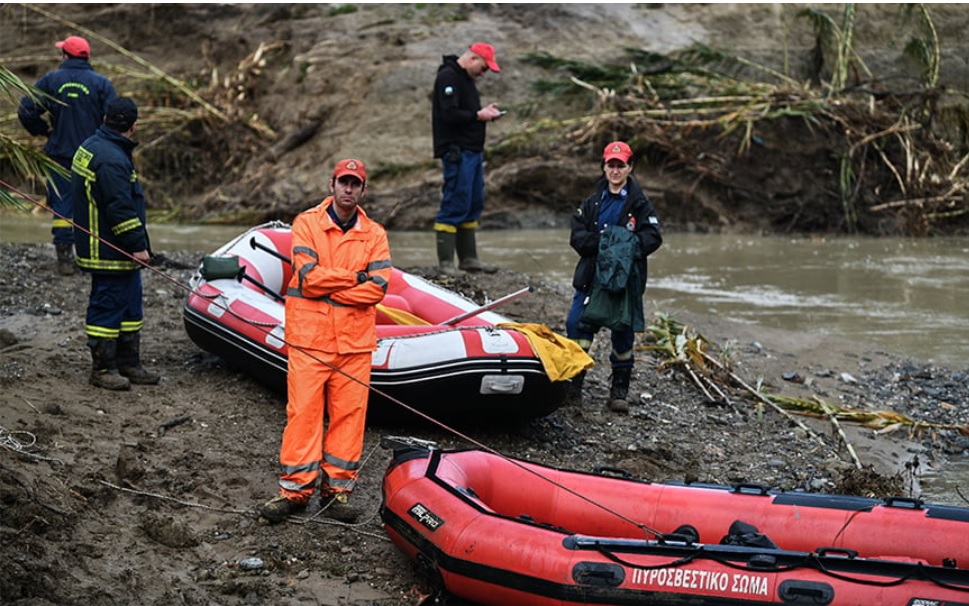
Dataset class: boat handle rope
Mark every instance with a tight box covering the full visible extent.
[2,178,667,536]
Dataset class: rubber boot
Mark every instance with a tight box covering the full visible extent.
[89,338,131,391]
[117,331,161,385]
[608,367,632,413]
[456,228,497,273]
[564,370,586,405]
[436,231,458,276]
[55,243,76,276]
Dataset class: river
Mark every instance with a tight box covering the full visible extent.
[2,213,966,504]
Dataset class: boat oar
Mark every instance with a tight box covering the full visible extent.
[441,286,533,326]
[249,237,291,264]
[246,237,527,326]
[201,255,285,303]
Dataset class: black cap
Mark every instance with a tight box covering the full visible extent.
[104,97,138,131]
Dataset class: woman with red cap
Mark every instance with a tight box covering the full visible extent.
[565,141,663,413]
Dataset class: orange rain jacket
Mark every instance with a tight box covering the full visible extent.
[277,198,392,501]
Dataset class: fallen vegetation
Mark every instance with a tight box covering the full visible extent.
[3,4,969,234]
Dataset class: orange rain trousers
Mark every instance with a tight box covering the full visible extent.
[277,346,370,502]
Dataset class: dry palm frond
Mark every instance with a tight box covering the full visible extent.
[764,393,969,439]
[0,66,69,209]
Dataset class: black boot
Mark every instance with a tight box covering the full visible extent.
[55,243,76,276]
[89,338,131,391]
[564,370,586,405]
[436,231,458,276]
[608,367,632,413]
[117,332,161,385]
[456,228,497,273]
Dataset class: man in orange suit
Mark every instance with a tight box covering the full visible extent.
[260,158,392,524]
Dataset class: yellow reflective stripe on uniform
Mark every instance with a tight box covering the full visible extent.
[86,324,120,338]
[112,217,142,235]
[77,258,140,271]
[52,218,71,228]
[120,320,144,332]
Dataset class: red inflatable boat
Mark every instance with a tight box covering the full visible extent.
[380,437,969,605]
[182,223,580,422]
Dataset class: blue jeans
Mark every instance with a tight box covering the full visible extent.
[565,290,635,370]
[436,149,484,227]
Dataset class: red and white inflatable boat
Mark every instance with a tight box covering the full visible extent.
[380,437,969,606]
[182,222,576,422]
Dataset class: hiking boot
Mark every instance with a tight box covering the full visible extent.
[90,369,131,391]
[259,494,305,524]
[607,396,630,413]
[564,370,586,406]
[608,367,632,413]
[321,491,360,523]
[89,338,130,390]
[55,243,76,276]
[117,332,161,385]
[119,365,161,385]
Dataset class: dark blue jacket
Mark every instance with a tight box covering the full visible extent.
[431,55,485,158]
[569,175,662,292]
[71,125,150,273]
[18,58,117,160]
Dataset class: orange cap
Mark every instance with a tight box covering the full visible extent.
[55,35,90,59]
[469,42,500,72]
[603,141,633,164]
[332,158,366,182]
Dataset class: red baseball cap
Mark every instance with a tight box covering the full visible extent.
[332,158,367,182]
[469,42,500,72]
[55,36,90,59]
[603,141,633,164]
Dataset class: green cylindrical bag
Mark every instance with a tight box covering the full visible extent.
[201,255,243,280]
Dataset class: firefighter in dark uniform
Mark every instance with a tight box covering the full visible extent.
[18,35,117,276]
[71,97,159,391]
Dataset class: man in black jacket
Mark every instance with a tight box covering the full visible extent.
[72,97,160,391]
[431,42,504,274]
